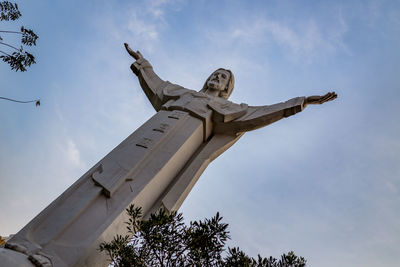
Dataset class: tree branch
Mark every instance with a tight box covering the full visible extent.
[0,49,11,56]
[0,96,40,106]
[0,30,22,34]
[0,41,20,51]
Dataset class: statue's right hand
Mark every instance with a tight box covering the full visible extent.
[305,92,337,105]
[124,43,143,60]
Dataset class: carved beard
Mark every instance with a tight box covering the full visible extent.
[207,80,223,91]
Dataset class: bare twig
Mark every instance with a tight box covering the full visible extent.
[0,96,40,106]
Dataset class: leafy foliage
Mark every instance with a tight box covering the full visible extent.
[99,204,307,267]
[1,50,35,71]
[225,248,306,267]
[20,26,38,46]
[0,1,21,21]
[0,1,38,71]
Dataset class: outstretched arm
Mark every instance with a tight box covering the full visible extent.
[125,43,167,111]
[213,92,337,134]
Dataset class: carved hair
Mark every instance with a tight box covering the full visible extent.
[200,68,235,99]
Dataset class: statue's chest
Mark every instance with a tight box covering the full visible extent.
[162,92,212,120]
[162,92,213,139]
[161,91,248,140]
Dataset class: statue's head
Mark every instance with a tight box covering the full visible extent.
[201,68,235,99]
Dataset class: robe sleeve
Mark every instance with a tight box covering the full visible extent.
[130,58,169,111]
[213,97,306,134]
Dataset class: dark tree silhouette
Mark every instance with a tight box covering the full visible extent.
[0,1,38,72]
[99,204,307,267]
[1,2,40,107]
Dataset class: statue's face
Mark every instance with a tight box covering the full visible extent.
[206,69,230,92]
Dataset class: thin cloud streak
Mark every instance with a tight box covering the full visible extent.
[206,16,349,60]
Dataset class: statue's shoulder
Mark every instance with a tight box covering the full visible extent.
[162,82,194,99]
[208,98,248,123]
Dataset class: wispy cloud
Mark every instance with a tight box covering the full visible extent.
[127,13,159,42]
[147,0,185,19]
[98,0,185,54]
[65,139,84,168]
[207,15,349,61]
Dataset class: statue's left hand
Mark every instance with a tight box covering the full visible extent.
[304,92,337,107]
[124,43,143,60]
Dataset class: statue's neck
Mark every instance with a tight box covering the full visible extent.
[204,88,221,98]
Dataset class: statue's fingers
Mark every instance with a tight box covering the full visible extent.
[327,92,336,97]
[320,92,337,103]
[322,94,333,102]
[316,95,328,104]
[124,43,139,60]
[323,92,334,99]
[326,92,337,102]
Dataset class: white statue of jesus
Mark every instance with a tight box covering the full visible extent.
[1,44,336,267]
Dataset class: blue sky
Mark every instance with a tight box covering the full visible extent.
[1,0,400,266]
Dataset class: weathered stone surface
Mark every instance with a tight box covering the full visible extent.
[0,248,34,267]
